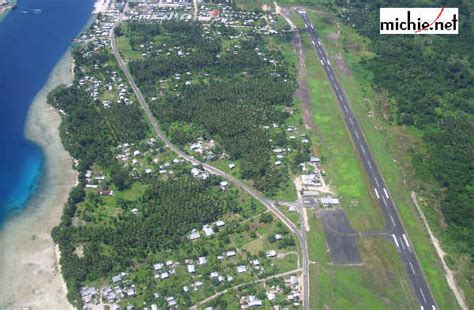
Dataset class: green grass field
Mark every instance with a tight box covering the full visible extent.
[235,0,273,11]
[306,213,419,309]
[292,8,459,309]
[116,35,142,61]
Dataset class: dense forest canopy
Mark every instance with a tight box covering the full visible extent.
[126,20,308,194]
[330,0,473,256]
[48,85,149,171]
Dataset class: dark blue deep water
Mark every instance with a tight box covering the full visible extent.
[0,0,94,226]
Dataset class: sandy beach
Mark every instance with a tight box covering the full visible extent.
[0,51,77,309]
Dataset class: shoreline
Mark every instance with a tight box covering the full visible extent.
[0,50,77,309]
[0,0,17,23]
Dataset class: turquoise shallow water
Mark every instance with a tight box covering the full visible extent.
[0,0,95,226]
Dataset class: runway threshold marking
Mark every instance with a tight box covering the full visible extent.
[400,236,406,249]
[391,234,400,251]
[383,187,389,199]
[402,234,411,250]
[374,188,380,199]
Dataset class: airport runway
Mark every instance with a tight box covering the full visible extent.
[298,10,436,310]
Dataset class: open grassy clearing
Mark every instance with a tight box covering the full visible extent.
[307,212,419,309]
[301,9,460,309]
[235,0,273,11]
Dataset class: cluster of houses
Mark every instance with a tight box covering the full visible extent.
[188,137,218,161]
[300,156,340,208]
[153,259,178,281]
[124,0,287,36]
[144,222,285,301]
[264,124,311,167]
[190,165,209,180]
[127,3,193,22]
[240,295,263,308]
[79,209,295,309]
[80,8,120,42]
[81,272,136,309]
[77,71,134,108]
[135,41,193,61]
[125,1,273,30]
[74,8,136,110]
[80,286,99,307]
[283,275,302,306]
[153,248,280,287]
[196,4,277,32]
[114,140,188,179]
[189,137,214,154]
[237,275,301,309]
[188,220,225,240]
[84,170,114,196]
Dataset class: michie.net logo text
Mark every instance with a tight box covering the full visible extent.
[380,8,458,34]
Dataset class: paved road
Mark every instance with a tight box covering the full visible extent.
[110,15,310,310]
[297,9,436,309]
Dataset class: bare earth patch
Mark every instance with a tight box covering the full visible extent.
[333,52,351,76]
[293,29,314,129]
[280,6,314,129]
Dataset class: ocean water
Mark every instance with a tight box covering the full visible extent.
[0,0,94,225]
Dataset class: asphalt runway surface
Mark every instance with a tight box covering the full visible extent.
[298,9,437,309]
